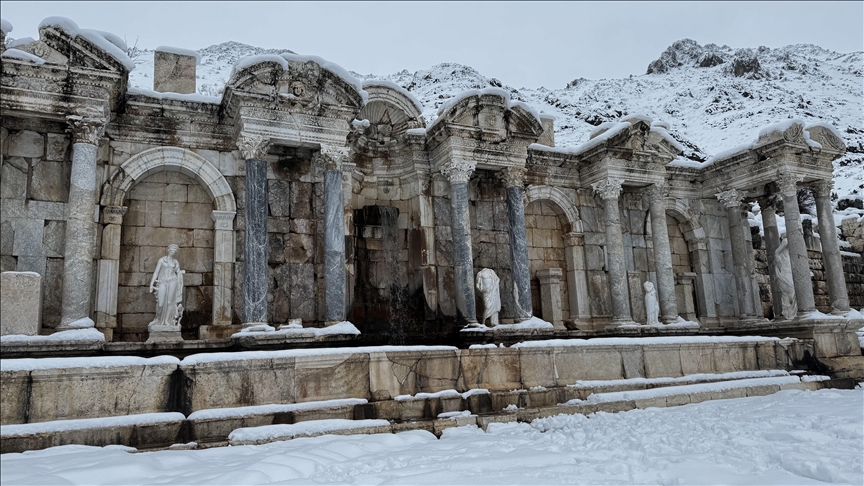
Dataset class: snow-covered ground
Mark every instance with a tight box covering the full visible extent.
[2,388,861,485]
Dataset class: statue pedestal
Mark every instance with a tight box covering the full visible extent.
[146,324,183,343]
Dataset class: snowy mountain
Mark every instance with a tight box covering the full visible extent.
[126,39,863,207]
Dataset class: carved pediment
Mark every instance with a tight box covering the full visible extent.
[430,89,543,145]
[37,20,132,74]
[7,39,69,65]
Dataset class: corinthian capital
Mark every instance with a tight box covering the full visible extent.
[811,179,833,198]
[66,107,106,145]
[642,182,668,204]
[313,147,350,172]
[236,133,270,160]
[776,172,803,197]
[715,189,743,208]
[497,167,526,188]
[440,159,476,184]
[592,178,624,200]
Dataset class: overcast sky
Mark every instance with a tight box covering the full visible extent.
[2,1,862,88]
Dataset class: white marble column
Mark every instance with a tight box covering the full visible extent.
[211,210,236,326]
[237,133,270,327]
[442,160,478,325]
[777,173,816,314]
[812,180,850,313]
[593,178,632,323]
[645,183,679,323]
[499,167,532,320]
[563,232,590,320]
[715,189,757,317]
[320,151,348,324]
[94,205,126,338]
[758,197,789,319]
[59,110,105,329]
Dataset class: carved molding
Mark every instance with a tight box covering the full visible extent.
[811,179,833,198]
[211,210,237,230]
[66,107,106,145]
[777,172,803,196]
[102,206,127,225]
[642,182,669,204]
[236,133,270,160]
[440,159,476,184]
[591,178,624,200]
[498,167,526,188]
[715,189,743,208]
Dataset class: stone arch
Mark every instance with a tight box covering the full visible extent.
[96,147,237,340]
[662,199,712,319]
[525,185,581,234]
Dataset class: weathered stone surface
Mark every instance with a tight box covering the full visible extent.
[7,130,43,158]
[30,160,69,202]
[0,271,42,336]
[154,49,197,94]
[45,133,69,162]
[1,160,28,199]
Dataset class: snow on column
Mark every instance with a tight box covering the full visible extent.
[237,133,271,327]
[812,179,850,313]
[777,173,816,314]
[499,167,532,321]
[320,150,348,324]
[593,178,632,324]
[442,160,478,325]
[59,109,105,329]
[644,183,678,324]
[715,189,758,318]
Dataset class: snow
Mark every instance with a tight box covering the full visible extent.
[187,398,368,421]
[567,369,792,388]
[430,86,542,130]
[1,18,12,33]
[228,419,390,443]
[437,410,473,419]
[1,271,40,277]
[38,17,135,71]
[394,389,489,401]
[180,345,457,366]
[232,53,289,72]
[234,322,361,338]
[64,317,95,329]
[0,355,179,372]
[512,335,782,348]
[1,48,45,65]
[0,328,104,343]
[0,413,184,437]
[6,37,35,49]
[155,46,201,63]
[361,79,423,113]
[571,122,631,155]
[2,388,860,485]
[757,118,806,139]
[462,316,554,332]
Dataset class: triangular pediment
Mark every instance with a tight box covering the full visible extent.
[37,20,132,74]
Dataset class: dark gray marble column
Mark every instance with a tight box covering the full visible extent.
[778,173,816,314]
[237,134,271,326]
[59,111,105,329]
[645,183,678,324]
[593,178,632,323]
[323,154,347,323]
[442,160,477,324]
[499,167,532,320]
[813,179,849,313]
[716,189,757,317]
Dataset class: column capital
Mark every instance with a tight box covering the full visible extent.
[715,189,744,208]
[756,194,781,211]
[211,210,237,230]
[642,182,668,204]
[66,107,106,145]
[776,171,803,196]
[313,148,350,172]
[441,159,476,184]
[811,179,833,198]
[236,133,270,160]
[592,178,624,200]
[102,205,127,225]
[497,167,526,188]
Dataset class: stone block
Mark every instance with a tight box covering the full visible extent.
[555,347,623,384]
[183,357,296,411]
[755,342,779,370]
[42,258,64,328]
[621,348,645,378]
[0,370,31,424]
[415,350,460,393]
[665,393,691,407]
[519,347,556,388]
[679,345,715,375]
[45,133,69,162]
[1,162,28,200]
[29,160,70,202]
[458,348,521,391]
[118,285,156,314]
[0,271,42,336]
[643,346,683,378]
[41,220,65,258]
[8,130,43,158]
[713,345,745,373]
[154,49,196,94]
[11,218,44,257]
[129,182,187,202]
[634,396,666,409]
[294,353,370,403]
[161,202,214,229]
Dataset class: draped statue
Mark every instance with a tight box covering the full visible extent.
[475,268,501,326]
[148,244,185,329]
[774,235,797,320]
[644,281,660,326]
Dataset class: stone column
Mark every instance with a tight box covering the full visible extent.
[563,232,590,320]
[812,180,850,313]
[441,160,478,324]
[499,167,532,320]
[777,173,816,314]
[237,133,270,327]
[211,210,236,326]
[537,268,563,327]
[59,110,105,329]
[321,151,348,324]
[645,183,679,323]
[715,189,757,317]
[759,197,787,319]
[592,178,632,323]
[94,205,126,338]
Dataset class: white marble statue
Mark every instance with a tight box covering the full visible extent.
[643,281,660,326]
[148,244,185,328]
[476,268,501,326]
[774,235,797,320]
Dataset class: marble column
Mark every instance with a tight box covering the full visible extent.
[812,179,850,313]
[499,167,532,320]
[537,268,563,326]
[563,232,590,320]
[59,111,105,329]
[645,183,679,323]
[442,160,478,324]
[321,151,348,323]
[211,210,236,326]
[758,197,787,319]
[715,189,757,317]
[777,172,816,314]
[94,205,127,338]
[237,133,270,327]
[592,178,632,323]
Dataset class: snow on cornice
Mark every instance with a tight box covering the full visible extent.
[361,79,423,114]
[1,48,46,65]
[0,18,12,34]
[428,86,542,132]
[37,16,135,71]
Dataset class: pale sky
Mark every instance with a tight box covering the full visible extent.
[1,1,862,88]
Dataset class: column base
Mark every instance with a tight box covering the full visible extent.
[146,325,183,343]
